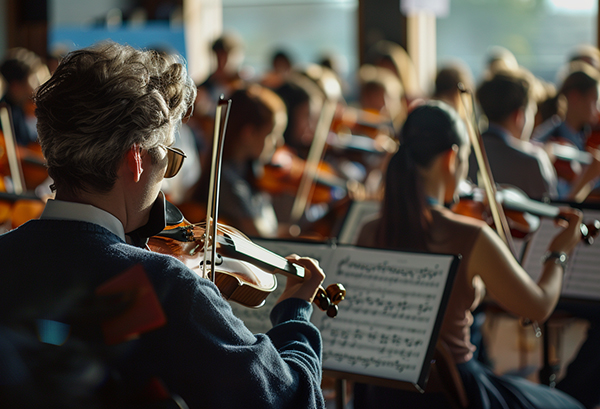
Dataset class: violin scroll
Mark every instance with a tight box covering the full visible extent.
[314,283,346,318]
[581,219,600,245]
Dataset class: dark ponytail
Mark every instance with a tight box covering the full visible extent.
[376,101,467,251]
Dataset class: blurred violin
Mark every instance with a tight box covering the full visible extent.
[0,103,46,231]
[330,106,396,141]
[452,182,600,244]
[256,145,347,205]
[544,138,593,183]
[0,102,48,193]
[0,191,45,231]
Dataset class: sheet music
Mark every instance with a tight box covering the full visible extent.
[227,239,458,388]
[313,246,457,387]
[521,209,600,301]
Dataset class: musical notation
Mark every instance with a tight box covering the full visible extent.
[522,209,600,301]
[312,247,457,384]
[230,239,458,388]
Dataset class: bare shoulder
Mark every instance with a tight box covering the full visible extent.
[356,215,381,248]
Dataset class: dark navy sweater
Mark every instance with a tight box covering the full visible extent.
[0,219,324,408]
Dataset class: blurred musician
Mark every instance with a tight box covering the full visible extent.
[532,62,600,198]
[354,101,584,409]
[431,61,474,117]
[0,48,48,146]
[261,49,294,90]
[469,70,558,200]
[190,84,285,237]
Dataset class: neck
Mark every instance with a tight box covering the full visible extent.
[55,182,136,233]
[422,179,446,207]
[494,120,521,140]
[565,110,583,132]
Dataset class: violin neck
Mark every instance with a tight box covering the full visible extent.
[220,235,306,280]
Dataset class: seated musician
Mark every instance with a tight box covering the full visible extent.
[354,101,585,409]
[532,62,600,198]
[357,64,404,132]
[431,61,474,115]
[0,42,327,408]
[190,85,285,237]
[0,48,48,146]
[469,70,558,200]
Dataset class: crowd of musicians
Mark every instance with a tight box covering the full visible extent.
[1,33,600,408]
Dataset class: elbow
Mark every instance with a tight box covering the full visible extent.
[526,298,557,323]
[527,309,553,323]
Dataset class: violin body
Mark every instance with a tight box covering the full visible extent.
[147,203,345,316]
[256,145,347,205]
[451,184,539,239]
[545,138,590,183]
[148,219,278,308]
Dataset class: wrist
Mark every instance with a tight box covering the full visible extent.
[541,251,569,272]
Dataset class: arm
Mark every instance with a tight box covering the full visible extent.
[151,257,325,409]
[467,208,583,322]
[568,148,600,202]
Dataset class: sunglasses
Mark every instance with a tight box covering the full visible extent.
[159,144,186,178]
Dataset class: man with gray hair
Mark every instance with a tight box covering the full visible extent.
[0,41,326,408]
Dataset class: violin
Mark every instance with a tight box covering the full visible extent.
[150,95,346,317]
[545,138,592,183]
[0,103,48,193]
[256,145,347,205]
[330,106,397,143]
[148,201,346,317]
[0,104,46,231]
[452,182,600,244]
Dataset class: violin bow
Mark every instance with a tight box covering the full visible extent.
[458,84,518,258]
[289,69,343,225]
[0,103,26,194]
[203,95,232,282]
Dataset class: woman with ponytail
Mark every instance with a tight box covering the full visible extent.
[354,101,585,409]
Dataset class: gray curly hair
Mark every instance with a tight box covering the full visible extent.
[34,41,197,195]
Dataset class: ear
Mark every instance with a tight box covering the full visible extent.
[126,144,144,183]
[442,145,459,175]
[512,107,525,124]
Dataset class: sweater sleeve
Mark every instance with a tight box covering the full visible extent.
[144,258,325,409]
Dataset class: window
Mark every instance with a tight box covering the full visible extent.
[437,0,598,83]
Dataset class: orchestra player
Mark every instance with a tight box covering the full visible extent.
[0,41,327,408]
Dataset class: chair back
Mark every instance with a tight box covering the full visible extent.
[425,340,469,409]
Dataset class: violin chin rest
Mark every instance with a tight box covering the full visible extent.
[165,199,185,226]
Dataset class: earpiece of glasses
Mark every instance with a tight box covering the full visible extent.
[160,144,186,178]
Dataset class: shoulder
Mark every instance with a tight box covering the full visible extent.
[509,140,547,165]
[532,116,563,142]
[431,206,488,232]
[356,215,381,247]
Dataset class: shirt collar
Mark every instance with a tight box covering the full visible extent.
[484,124,512,143]
[40,199,126,241]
